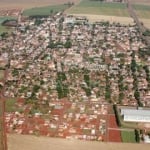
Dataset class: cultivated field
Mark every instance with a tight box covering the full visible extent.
[8,134,150,150]
[0,0,80,9]
[23,5,69,16]
[133,4,150,19]
[130,0,150,5]
[0,17,14,34]
[67,0,129,17]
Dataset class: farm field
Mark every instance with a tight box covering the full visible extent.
[67,0,129,17]
[133,4,150,19]
[121,131,136,143]
[23,4,69,16]
[8,134,150,150]
[130,0,150,5]
[0,0,80,9]
[0,17,14,34]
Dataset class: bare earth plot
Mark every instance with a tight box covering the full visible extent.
[0,0,80,9]
[70,14,134,25]
[8,134,150,150]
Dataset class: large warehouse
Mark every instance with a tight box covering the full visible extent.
[121,108,150,123]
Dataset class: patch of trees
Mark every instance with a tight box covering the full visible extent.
[81,74,91,96]
[34,18,44,26]
[138,47,150,59]
[1,19,17,26]
[29,15,49,19]
[130,51,142,106]
[135,129,140,143]
[143,65,150,89]
[56,72,69,99]
[47,39,72,49]
[143,29,150,36]
[105,75,111,102]
[113,104,121,127]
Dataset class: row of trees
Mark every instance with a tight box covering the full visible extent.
[131,51,142,106]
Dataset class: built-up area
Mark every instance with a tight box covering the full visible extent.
[0,13,150,142]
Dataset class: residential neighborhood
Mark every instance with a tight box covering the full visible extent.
[0,13,150,143]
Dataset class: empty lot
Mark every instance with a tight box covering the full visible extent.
[8,134,150,150]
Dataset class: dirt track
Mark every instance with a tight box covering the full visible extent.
[8,134,150,150]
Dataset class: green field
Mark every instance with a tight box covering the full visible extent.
[121,131,136,143]
[67,0,129,17]
[0,17,14,34]
[23,4,69,16]
[133,4,150,19]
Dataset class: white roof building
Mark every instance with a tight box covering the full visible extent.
[121,108,150,123]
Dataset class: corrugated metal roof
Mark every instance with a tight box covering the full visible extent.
[121,108,150,116]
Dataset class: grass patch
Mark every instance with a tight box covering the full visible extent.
[121,130,136,143]
[0,17,14,34]
[0,16,14,24]
[5,99,22,112]
[67,0,129,17]
[23,4,69,16]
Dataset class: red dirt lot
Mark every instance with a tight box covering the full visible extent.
[108,114,122,142]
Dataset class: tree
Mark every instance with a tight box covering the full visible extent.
[64,39,72,48]
[135,129,140,143]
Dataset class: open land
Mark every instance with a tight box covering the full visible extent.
[66,0,150,28]
[8,134,150,150]
[67,0,129,17]
[0,0,80,9]
[0,17,15,34]
[23,4,69,16]
[68,14,134,25]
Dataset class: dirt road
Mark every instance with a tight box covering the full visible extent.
[8,134,150,150]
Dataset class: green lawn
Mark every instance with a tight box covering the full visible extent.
[23,4,69,16]
[67,0,129,17]
[0,16,14,24]
[121,131,136,143]
[0,17,14,34]
[133,4,150,19]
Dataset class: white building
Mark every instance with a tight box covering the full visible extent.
[121,108,150,123]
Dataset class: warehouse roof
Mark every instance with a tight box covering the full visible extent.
[121,108,150,116]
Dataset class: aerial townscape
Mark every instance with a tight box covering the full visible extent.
[0,0,150,150]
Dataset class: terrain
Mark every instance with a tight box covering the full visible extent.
[66,0,150,28]
[8,134,150,150]
[0,0,80,9]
